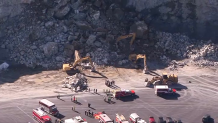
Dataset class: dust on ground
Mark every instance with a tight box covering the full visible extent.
[0,63,217,102]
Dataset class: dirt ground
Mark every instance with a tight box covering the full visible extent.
[0,62,217,102]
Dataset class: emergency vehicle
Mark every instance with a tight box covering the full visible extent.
[99,114,114,123]
[129,113,146,123]
[116,113,129,123]
[32,107,52,123]
[148,116,156,123]
[113,89,135,98]
[39,99,59,116]
[154,85,176,96]
[55,116,88,123]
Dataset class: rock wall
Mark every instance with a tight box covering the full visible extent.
[119,0,218,41]
[0,0,218,69]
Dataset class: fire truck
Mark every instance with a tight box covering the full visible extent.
[154,85,176,96]
[116,113,129,123]
[55,116,88,123]
[113,89,135,98]
[39,99,59,116]
[32,107,52,123]
[98,114,114,123]
[129,113,146,123]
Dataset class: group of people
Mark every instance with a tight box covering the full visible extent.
[105,79,115,87]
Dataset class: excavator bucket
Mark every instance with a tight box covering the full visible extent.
[62,64,71,71]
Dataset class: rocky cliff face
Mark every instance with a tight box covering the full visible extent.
[119,0,218,41]
[0,0,218,69]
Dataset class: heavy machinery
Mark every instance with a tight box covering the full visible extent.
[129,54,148,74]
[116,113,129,123]
[145,73,178,87]
[116,33,136,50]
[62,50,96,72]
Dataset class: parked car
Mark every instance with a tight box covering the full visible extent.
[158,117,166,123]
[174,119,182,123]
[166,117,174,123]
[202,115,214,123]
[149,116,156,123]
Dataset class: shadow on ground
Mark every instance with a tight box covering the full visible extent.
[159,93,180,100]
[169,83,188,91]
[56,113,65,119]
[0,64,51,85]
[117,95,139,102]
[112,60,168,73]
[82,71,108,79]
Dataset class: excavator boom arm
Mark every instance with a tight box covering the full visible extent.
[116,33,136,46]
[71,56,95,69]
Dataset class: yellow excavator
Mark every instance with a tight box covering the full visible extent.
[116,33,136,49]
[129,54,148,74]
[145,73,178,87]
[62,50,96,72]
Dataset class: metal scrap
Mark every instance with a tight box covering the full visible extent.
[62,73,88,91]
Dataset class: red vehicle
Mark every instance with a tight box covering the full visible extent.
[149,116,156,123]
[113,89,135,98]
[39,99,59,116]
[32,107,52,123]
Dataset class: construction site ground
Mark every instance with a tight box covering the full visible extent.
[1,63,218,122]
[0,63,218,102]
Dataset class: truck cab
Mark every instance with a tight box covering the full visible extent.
[39,99,59,116]
[154,85,176,96]
[113,89,135,98]
[33,108,52,123]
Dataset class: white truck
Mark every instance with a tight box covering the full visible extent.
[129,113,146,123]
[154,85,176,96]
[55,116,88,123]
[39,99,59,116]
[116,113,129,123]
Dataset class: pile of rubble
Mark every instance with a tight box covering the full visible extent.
[156,31,218,67]
[62,73,88,91]
[0,0,218,70]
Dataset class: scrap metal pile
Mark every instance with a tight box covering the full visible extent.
[61,73,88,91]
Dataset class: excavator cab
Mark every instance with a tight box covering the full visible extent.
[62,50,96,72]
[129,54,148,74]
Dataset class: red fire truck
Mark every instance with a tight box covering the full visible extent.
[39,99,59,116]
[113,89,135,98]
[32,107,52,123]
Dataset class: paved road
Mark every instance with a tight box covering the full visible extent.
[0,75,218,123]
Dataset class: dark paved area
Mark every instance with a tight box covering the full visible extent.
[0,88,218,123]
[1,75,218,123]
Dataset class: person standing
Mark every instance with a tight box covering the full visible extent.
[88,103,91,108]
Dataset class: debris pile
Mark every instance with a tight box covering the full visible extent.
[62,73,88,91]
[0,0,218,69]
[156,31,218,67]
